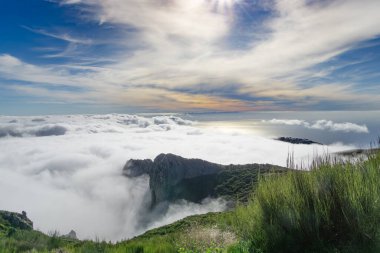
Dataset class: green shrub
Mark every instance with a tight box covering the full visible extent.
[125,243,144,253]
[233,152,380,253]
[226,241,250,253]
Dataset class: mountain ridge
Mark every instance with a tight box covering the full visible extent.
[123,153,288,206]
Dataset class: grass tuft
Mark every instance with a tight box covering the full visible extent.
[233,151,380,253]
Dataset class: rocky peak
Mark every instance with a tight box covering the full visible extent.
[0,210,33,230]
[153,153,222,183]
[64,230,78,240]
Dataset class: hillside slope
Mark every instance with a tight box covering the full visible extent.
[124,153,287,206]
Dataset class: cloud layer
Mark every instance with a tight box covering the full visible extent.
[264,118,369,133]
[0,114,357,240]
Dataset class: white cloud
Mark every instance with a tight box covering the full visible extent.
[147,198,228,230]
[264,118,369,133]
[0,54,89,88]
[264,119,305,126]
[0,114,356,241]
[309,120,369,133]
[2,0,380,110]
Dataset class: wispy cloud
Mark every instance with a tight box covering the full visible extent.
[2,0,380,111]
[264,119,369,133]
[22,25,93,45]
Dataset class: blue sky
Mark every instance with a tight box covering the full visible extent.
[0,0,380,114]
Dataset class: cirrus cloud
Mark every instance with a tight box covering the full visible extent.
[1,0,380,111]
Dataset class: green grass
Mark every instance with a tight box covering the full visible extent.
[233,151,380,253]
[0,211,239,252]
[138,212,232,239]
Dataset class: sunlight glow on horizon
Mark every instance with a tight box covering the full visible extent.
[209,0,241,13]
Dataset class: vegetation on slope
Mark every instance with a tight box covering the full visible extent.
[0,211,242,253]
[2,151,380,252]
[215,164,287,203]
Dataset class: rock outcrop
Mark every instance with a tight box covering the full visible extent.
[0,210,33,230]
[149,154,222,206]
[123,154,287,207]
[64,230,78,240]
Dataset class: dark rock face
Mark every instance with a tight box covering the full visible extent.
[124,153,287,207]
[276,137,322,145]
[0,210,33,230]
[150,154,222,206]
[123,159,154,177]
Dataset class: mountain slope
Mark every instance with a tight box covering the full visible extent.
[123,153,287,206]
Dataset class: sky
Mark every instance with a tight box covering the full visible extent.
[1,0,380,114]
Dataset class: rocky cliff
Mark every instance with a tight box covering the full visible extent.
[123,154,287,207]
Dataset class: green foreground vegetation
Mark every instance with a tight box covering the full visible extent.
[1,151,380,253]
[234,151,380,253]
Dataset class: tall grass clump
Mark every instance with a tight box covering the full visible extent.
[233,151,380,253]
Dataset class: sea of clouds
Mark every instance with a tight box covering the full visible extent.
[263,119,369,133]
[0,114,358,241]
